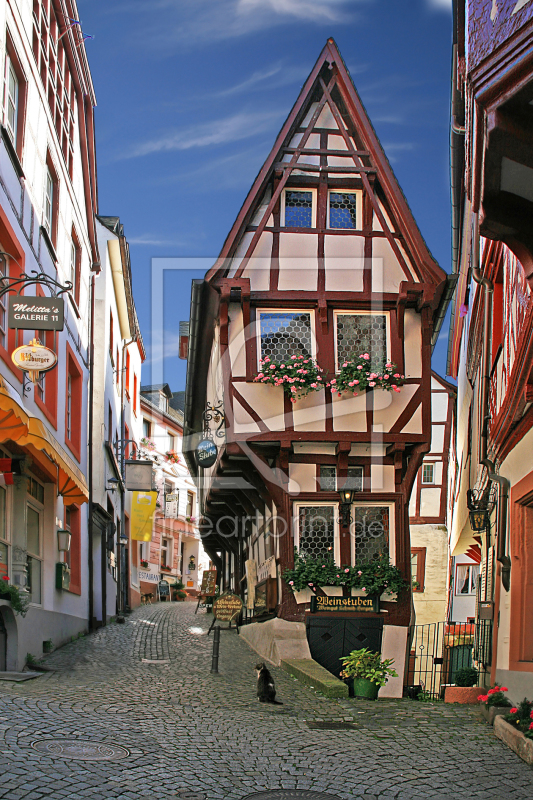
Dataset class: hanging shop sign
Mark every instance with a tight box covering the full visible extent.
[196,438,217,469]
[125,459,154,491]
[200,569,217,596]
[11,339,57,383]
[213,592,243,622]
[310,595,379,613]
[8,296,64,331]
[130,491,157,541]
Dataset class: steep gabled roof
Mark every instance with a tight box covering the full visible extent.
[206,38,445,289]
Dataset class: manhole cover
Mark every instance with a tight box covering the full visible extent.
[31,739,130,760]
[241,793,340,800]
[306,721,356,731]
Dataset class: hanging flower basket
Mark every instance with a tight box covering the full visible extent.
[254,355,325,403]
[165,450,181,465]
[140,437,156,451]
[327,354,405,396]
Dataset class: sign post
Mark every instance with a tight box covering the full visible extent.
[209,592,243,634]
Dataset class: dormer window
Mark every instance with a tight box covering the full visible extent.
[328,190,362,229]
[258,310,313,364]
[281,189,316,228]
[159,393,168,413]
[334,311,389,371]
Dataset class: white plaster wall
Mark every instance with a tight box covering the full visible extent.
[371,239,407,293]
[289,463,317,494]
[234,383,285,431]
[371,464,395,492]
[420,488,441,517]
[403,310,422,379]
[332,390,367,431]
[228,306,246,378]
[278,234,318,290]
[324,235,364,292]
[379,625,408,698]
[292,389,326,432]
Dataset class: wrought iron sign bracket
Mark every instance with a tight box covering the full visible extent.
[0,257,73,300]
[202,401,225,440]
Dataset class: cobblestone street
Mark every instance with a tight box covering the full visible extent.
[0,602,530,800]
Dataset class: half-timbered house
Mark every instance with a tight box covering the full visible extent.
[184,39,447,694]
[448,2,533,699]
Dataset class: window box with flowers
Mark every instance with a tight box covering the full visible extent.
[140,437,156,452]
[327,353,405,396]
[165,450,181,465]
[254,355,324,403]
[283,552,407,605]
[140,559,149,569]
[161,564,172,572]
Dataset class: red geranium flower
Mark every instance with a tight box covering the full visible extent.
[510,708,518,714]
[500,687,508,692]
[478,695,489,702]
[1,575,8,581]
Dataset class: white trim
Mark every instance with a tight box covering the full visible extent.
[293,501,340,565]
[327,189,363,231]
[256,308,316,368]
[333,310,391,372]
[281,187,317,228]
[350,501,396,565]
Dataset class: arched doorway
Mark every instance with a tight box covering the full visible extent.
[0,605,18,671]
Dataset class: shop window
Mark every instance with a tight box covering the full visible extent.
[422,463,435,485]
[281,188,315,228]
[295,504,337,561]
[26,502,42,605]
[411,547,426,592]
[335,312,389,371]
[258,310,312,363]
[328,190,361,230]
[352,505,390,563]
[455,563,480,595]
[4,37,27,159]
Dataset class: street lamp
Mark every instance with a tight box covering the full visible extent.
[339,486,356,527]
[57,529,71,552]
[469,508,489,532]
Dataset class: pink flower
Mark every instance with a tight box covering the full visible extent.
[478,695,489,702]
[308,582,314,587]
[289,580,294,586]
[361,587,366,592]
[336,575,340,578]
[263,357,270,362]
[357,365,363,370]
[357,571,362,576]
[310,383,317,388]
[385,362,393,369]
[510,708,518,714]
[383,374,389,379]
[369,381,376,387]
[344,568,350,573]
[349,381,355,387]
[343,362,348,368]
[369,373,377,379]
[353,380,359,385]
[529,722,533,731]
[304,359,309,363]
[393,386,401,393]
[363,353,370,360]
[291,355,297,360]
[330,379,337,384]
[530,710,533,720]
[290,398,296,403]
[393,373,400,378]
[270,364,276,370]
[317,376,322,380]
[291,387,297,392]
[281,364,285,368]
[1,576,9,581]
[501,687,508,692]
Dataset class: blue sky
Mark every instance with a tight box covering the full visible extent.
[78,0,453,389]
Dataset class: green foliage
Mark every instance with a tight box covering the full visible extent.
[339,648,398,688]
[0,582,30,616]
[282,551,407,596]
[171,580,185,590]
[26,653,39,666]
[174,590,187,600]
[505,697,533,738]
[254,355,324,401]
[417,690,437,703]
[478,684,512,707]
[454,667,478,687]
[327,355,404,395]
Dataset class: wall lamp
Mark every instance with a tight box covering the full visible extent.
[57,529,71,553]
[469,508,490,532]
[339,486,356,527]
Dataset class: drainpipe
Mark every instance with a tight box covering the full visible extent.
[119,336,137,616]
[471,219,511,592]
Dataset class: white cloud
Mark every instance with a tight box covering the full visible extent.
[127,235,184,246]
[113,0,360,47]
[121,110,282,159]
[426,0,452,9]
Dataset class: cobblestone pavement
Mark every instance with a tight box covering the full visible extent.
[0,602,531,800]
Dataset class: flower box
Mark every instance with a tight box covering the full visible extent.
[494,716,533,766]
[320,586,343,597]
[480,704,511,725]
[293,587,314,604]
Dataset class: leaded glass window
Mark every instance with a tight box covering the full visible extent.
[329,192,357,229]
[284,190,313,228]
[259,312,312,362]
[319,466,363,492]
[422,463,435,484]
[298,505,335,559]
[353,506,389,562]
[336,313,387,369]
[346,467,363,492]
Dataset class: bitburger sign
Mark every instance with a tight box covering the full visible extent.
[8,296,64,331]
[11,339,57,383]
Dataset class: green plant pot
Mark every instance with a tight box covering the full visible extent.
[352,678,379,700]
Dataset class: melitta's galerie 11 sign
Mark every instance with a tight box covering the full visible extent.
[310,595,379,613]
[11,339,57,383]
[8,296,64,331]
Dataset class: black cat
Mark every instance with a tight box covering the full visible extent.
[255,662,283,704]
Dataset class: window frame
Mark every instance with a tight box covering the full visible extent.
[69,228,81,309]
[42,156,59,247]
[350,501,396,566]
[0,477,11,584]
[411,547,426,592]
[334,310,391,373]
[327,189,363,231]
[26,490,44,607]
[454,562,480,596]
[64,342,83,461]
[281,187,317,229]
[186,491,194,519]
[293,501,340,565]
[3,36,27,160]
[422,463,435,485]
[256,308,316,369]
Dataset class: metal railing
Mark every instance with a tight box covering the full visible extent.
[406,620,492,699]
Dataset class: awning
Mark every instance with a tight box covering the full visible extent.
[0,377,88,504]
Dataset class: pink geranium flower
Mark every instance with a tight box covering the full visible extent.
[330,379,337,384]
[369,381,376,387]
[344,568,350,573]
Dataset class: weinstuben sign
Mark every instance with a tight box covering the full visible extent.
[310,595,379,613]
[8,296,64,331]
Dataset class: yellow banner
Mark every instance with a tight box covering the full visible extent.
[130,491,157,541]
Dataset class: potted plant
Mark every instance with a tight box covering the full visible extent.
[171,580,187,601]
[0,576,29,616]
[444,667,482,704]
[161,564,172,572]
[254,355,325,403]
[327,354,404,396]
[165,450,181,465]
[477,684,512,723]
[340,648,398,700]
